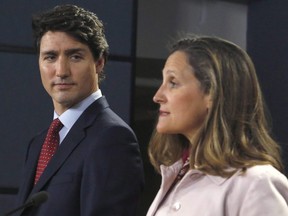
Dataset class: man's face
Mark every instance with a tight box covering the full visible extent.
[39,31,104,115]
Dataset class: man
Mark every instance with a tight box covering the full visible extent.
[15,4,144,216]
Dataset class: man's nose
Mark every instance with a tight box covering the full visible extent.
[56,58,70,78]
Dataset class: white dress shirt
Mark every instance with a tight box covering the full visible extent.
[53,90,102,144]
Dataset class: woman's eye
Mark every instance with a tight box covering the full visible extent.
[169,80,178,88]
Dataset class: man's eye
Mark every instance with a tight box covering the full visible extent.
[71,55,83,60]
[43,55,55,61]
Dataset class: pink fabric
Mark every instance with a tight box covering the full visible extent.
[147,162,288,216]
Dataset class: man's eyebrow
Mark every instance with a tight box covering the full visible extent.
[64,48,87,55]
[40,50,57,55]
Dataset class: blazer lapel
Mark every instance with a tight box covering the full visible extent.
[30,97,109,193]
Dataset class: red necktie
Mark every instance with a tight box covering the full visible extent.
[34,118,63,184]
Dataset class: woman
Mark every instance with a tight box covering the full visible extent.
[147,35,288,216]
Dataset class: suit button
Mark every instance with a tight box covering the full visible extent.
[172,202,181,211]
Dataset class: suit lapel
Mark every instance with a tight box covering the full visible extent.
[30,97,109,193]
[18,132,47,203]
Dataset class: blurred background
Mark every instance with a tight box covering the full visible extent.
[0,0,287,215]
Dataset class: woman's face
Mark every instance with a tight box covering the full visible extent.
[153,51,211,139]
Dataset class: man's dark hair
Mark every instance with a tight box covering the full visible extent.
[32,4,109,81]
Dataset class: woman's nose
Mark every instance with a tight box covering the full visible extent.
[153,85,165,104]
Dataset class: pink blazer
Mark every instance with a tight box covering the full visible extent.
[147,162,288,216]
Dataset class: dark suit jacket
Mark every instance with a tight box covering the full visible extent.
[15,97,144,216]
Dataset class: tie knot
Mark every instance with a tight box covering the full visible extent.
[50,118,63,133]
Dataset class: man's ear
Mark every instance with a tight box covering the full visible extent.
[95,57,105,73]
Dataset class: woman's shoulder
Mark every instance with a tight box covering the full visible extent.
[243,165,287,181]
[230,164,288,191]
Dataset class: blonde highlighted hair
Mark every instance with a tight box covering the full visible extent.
[148,35,283,177]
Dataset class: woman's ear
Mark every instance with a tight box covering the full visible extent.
[205,94,213,110]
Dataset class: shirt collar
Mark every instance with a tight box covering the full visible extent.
[161,159,234,186]
[53,90,102,130]
[205,174,228,185]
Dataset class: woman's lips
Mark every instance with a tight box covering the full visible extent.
[159,110,169,116]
